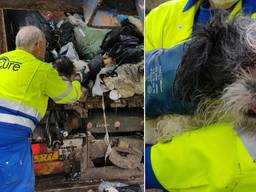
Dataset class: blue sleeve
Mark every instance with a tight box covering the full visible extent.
[243,0,256,15]
[145,146,167,191]
[145,43,196,118]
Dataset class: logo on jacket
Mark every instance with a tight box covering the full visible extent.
[0,56,22,71]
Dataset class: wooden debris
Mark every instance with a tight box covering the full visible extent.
[89,140,108,159]
[109,147,142,169]
[81,166,143,181]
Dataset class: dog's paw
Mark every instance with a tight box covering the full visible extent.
[156,118,187,143]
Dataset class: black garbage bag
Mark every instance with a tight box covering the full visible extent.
[115,184,143,192]
[87,54,104,82]
[101,19,144,65]
[54,21,75,51]
[5,10,55,62]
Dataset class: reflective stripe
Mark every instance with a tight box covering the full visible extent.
[0,98,42,121]
[0,113,35,131]
[61,76,69,81]
[67,86,79,104]
[239,133,256,160]
[52,82,73,102]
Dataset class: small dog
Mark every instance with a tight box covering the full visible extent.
[53,56,76,78]
[146,13,256,144]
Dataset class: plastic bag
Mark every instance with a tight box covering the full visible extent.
[104,61,144,98]
[59,42,79,60]
[98,181,142,192]
[92,66,114,96]
[74,26,110,60]
[101,19,144,64]
[54,20,75,50]
[98,182,127,192]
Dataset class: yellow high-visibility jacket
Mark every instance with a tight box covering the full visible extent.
[145,0,256,51]
[147,121,256,191]
[0,49,82,132]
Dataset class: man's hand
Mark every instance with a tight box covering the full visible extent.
[74,73,82,82]
[74,64,90,83]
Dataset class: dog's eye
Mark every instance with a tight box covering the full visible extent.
[245,81,256,92]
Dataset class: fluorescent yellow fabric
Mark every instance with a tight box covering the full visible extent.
[151,121,256,192]
[145,0,245,51]
[0,49,82,120]
[231,0,242,15]
[145,0,204,51]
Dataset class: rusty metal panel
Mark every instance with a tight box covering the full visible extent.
[78,95,144,109]
[99,0,137,14]
[0,0,83,12]
[81,166,143,180]
[32,144,65,175]
[91,10,120,28]
[34,151,60,163]
[83,0,102,24]
[83,0,138,28]
[87,110,143,133]
[0,9,8,53]
[34,161,64,175]
[36,176,142,191]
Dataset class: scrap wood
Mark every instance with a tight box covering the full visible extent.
[115,146,142,156]
[81,166,143,181]
[109,147,142,169]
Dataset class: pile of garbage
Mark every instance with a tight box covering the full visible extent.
[98,182,143,192]
[6,10,144,100]
[11,10,145,184]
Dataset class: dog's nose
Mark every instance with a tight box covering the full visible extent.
[252,95,256,105]
[251,105,256,114]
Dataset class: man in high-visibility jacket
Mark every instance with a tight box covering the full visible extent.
[0,26,82,192]
[145,0,256,51]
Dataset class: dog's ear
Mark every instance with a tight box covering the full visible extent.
[174,35,213,102]
[54,56,75,77]
[174,12,234,102]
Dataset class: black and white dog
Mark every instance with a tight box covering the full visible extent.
[147,13,256,144]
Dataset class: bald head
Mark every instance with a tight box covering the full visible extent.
[16,26,47,60]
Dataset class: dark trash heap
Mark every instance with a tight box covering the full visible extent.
[6,10,144,100]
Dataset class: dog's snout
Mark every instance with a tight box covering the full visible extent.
[252,95,256,104]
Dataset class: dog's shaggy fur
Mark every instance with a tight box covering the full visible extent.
[53,56,75,78]
[174,14,256,103]
[146,14,256,144]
